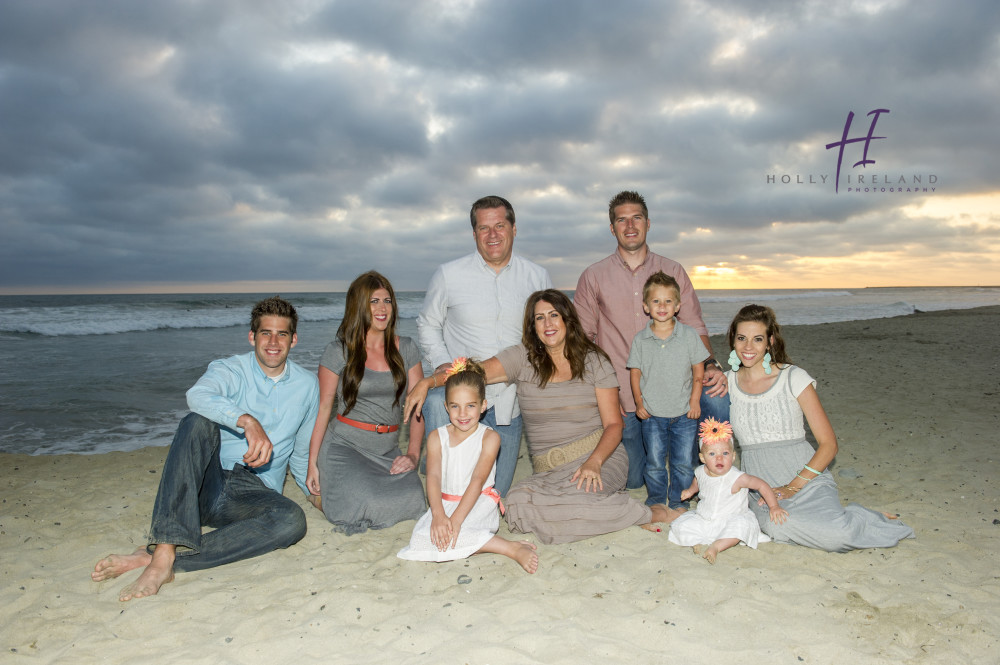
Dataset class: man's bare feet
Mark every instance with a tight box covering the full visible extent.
[513,541,539,574]
[119,564,174,601]
[693,544,719,564]
[92,548,151,582]
[641,504,684,531]
[94,545,177,601]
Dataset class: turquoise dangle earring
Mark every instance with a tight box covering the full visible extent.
[762,352,772,375]
[728,349,741,372]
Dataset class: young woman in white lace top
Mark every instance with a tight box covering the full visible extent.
[725,304,914,552]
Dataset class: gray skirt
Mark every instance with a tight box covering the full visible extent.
[317,425,426,535]
[740,439,914,552]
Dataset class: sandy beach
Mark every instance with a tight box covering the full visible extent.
[2,306,998,664]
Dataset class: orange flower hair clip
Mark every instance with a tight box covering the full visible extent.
[445,357,469,377]
[698,417,733,445]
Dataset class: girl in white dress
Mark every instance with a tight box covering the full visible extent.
[668,418,787,563]
[398,359,538,573]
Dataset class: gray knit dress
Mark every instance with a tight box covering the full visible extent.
[728,365,914,552]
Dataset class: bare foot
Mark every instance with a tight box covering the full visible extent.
[692,544,718,564]
[479,537,539,574]
[513,541,539,574]
[641,504,684,531]
[119,563,174,602]
[92,548,151,582]
[114,545,177,602]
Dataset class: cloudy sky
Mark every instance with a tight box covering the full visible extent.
[1,0,998,294]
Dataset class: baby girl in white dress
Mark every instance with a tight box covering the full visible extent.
[668,418,788,563]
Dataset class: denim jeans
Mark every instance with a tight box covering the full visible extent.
[623,389,731,491]
[148,413,307,572]
[422,385,524,497]
[640,414,699,509]
[621,412,646,490]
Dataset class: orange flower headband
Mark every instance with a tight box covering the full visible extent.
[445,357,469,377]
[698,417,733,445]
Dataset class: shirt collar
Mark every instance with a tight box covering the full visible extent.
[638,320,677,341]
[613,246,650,273]
[250,354,290,384]
[473,251,513,275]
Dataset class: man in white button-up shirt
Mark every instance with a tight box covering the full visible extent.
[417,195,552,496]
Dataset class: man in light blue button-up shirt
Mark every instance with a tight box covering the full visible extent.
[417,195,552,496]
[92,296,319,602]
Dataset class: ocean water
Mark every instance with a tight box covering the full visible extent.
[1,286,996,456]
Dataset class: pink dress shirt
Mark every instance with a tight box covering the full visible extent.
[574,250,708,412]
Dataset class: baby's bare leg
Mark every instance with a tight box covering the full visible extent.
[477,537,539,574]
[693,537,740,564]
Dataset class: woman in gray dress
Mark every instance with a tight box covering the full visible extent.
[306,271,426,534]
[726,304,914,551]
[406,290,675,544]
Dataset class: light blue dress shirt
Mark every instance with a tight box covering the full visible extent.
[186,351,319,494]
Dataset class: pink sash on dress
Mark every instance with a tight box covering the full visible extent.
[441,486,505,515]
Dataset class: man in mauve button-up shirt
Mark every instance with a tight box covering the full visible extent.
[92,296,319,602]
[417,195,551,496]
[575,191,729,491]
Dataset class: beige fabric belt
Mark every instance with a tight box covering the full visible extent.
[531,428,604,473]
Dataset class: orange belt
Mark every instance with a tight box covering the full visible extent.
[442,487,505,515]
[336,413,398,434]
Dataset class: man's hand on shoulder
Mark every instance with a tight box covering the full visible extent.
[237,414,274,467]
[702,364,729,398]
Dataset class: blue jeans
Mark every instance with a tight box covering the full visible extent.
[623,389,732,491]
[422,385,524,497]
[621,412,646,490]
[640,414,699,509]
[148,413,307,572]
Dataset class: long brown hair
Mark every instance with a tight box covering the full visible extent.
[522,289,610,387]
[337,271,406,414]
[726,304,792,366]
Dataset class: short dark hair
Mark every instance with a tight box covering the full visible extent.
[250,296,298,334]
[608,190,648,223]
[470,195,515,230]
[642,271,680,303]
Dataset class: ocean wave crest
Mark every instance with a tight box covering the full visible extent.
[0,301,422,337]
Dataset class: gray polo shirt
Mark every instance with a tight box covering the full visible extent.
[626,320,708,418]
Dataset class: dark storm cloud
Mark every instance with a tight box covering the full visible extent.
[0,0,997,292]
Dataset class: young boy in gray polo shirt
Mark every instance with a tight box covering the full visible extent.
[626,272,709,509]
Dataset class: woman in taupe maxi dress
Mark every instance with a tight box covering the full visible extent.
[406,289,675,544]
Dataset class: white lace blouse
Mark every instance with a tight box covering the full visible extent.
[726,365,816,447]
